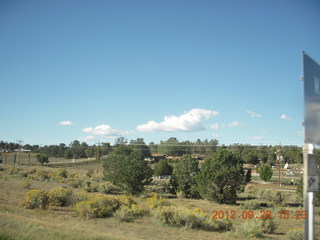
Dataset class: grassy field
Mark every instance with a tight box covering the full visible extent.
[0,161,317,240]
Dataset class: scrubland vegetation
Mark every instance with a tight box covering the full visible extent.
[0,163,314,240]
[0,139,318,239]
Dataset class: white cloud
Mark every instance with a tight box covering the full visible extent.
[59,120,73,126]
[79,136,95,142]
[247,136,265,140]
[137,108,219,132]
[280,114,293,121]
[228,121,245,128]
[210,123,220,131]
[83,124,131,136]
[212,133,221,138]
[246,110,262,118]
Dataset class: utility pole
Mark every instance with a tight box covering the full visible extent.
[16,139,23,166]
[276,145,282,188]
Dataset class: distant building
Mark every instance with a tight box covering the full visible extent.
[14,148,31,153]
[145,154,166,163]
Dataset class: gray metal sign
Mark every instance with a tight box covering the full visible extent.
[303,52,320,145]
[305,152,319,192]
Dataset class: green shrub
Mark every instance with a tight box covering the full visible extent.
[256,188,284,204]
[54,169,68,178]
[114,204,147,222]
[33,170,50,181]
[147,193,171,209]
[116,195,136,207]
[241,200,260,210]
[114,205,135,222]
[23,189,49,209]
[153,206,232,232]
[36,153,49,165]
[74,194,120,218]
[97,182,119,194]
[73,190,89,203]
[264,189,284,204]
[19,170,29,178]
[202,218,233,232]
[260,217,278,234]
[153,205,176,225]
[48,187,73,207]
[86,169,94,178]
[83,180,99,192]
[238,219,263,238]
[286,228,304,240]
[237,217,278,237]
[244,185,258,196]
[51,168,69,182]
[172,207,205,229]
[130,203,148,217]
[67,176,83,188]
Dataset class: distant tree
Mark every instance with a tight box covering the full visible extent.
[242,150,259,164]
[158,137,183,156]
[196,149,244,204]
[100,142,111,155]
[49,145,59,157]
[267,149,276,165]
[70,140,81,159]
[58,143,66,158]
[67,140,87,159]
[64,148,73,159]
[245,169,252,183]
[36,154,49,165]
[103,145,153,195]
[191,139,202,155]
[206,139,219,155]
[256,146,269,164]
[130,138,151,158]
[259,164,273,182]
[154,159,173,176]
[114,137,127,146]
[171,155,200,198]
[23,144,32,150]
[85,146,95,158]
[149,142,158,154]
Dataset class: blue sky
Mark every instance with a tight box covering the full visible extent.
[1,0,320,146]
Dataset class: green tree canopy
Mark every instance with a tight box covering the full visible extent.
[129,138,151,158]
[36,153,49,165]
[103,145,153,195]
[171,155,200,198]
[196,149,244,204]
[153,159,173,176]
[259,164,273,182]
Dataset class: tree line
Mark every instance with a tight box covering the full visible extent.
[0,138,305,164]
[103,144,247,204]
